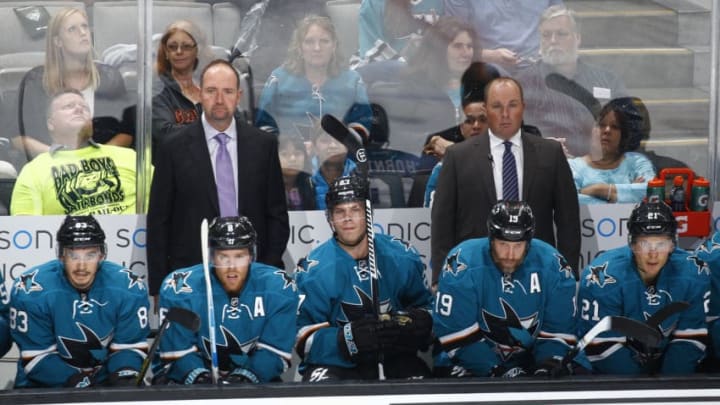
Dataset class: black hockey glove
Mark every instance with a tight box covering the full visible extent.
[337,318,399,362]
[626,337,663,372]
[221,367,260,384]
[184,368,212,384]
[64,371,96,388]
[489,364,528,378]
[392,308,433,353]
[107,368,140,386]
[533,357,591,378]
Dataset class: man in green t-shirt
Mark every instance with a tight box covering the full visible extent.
[10,89,137,215]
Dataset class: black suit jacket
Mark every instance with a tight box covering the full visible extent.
[430,130,580,283]
[147,119,289,295]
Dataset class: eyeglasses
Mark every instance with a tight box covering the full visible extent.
[64,250,103,262]
[166,43,197,53]
[632,239,674,254]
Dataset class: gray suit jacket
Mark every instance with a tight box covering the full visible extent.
[430,130,580,283]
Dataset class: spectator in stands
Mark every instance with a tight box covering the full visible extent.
[255,15,372,141]
[10,90,137,215]
[444,0,562,71]
[518,5,627,157]
[630,96,689,173]
[279,134,316,210]
[371,16,475,154]
[13,7,134,160]
[310,123,356,210]
[569,97,655,204]
[152,20,213,160]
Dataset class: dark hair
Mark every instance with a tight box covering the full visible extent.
[278,134,312,173]
[598,97,644,153]
[461,62,500,107]
[200,59,240,90]
[407,16,477,88]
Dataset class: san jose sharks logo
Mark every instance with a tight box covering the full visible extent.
[339,286,391,323]
[121,269,146,290]
[481,298,538,361]
[554,253,574,279]
[697,236,720,254]
[686,255,709,275]
[16,269,42,294]
[296,258,319,274]
[274,270,296,291]
[443,250,467,277]
[202,325,257,371]
[585,262,616,288]
[391,237,417,254]
[58,322,111,369]
[164,271,192,294]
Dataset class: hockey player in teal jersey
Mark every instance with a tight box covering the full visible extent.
[295,175,433,381]
[0,271,10,359]
[10,215,150,388]
[434,201,587,377]
[156,216,298,384]
[692,229,720,366]
[578,201,710,374]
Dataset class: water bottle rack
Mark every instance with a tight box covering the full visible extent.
[657,168,711,237]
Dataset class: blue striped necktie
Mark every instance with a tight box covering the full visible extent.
[214,132,237,216]
[502,141,519,201]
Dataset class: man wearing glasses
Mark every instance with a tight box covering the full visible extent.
[577,201,710,374]
[9,215,149,387]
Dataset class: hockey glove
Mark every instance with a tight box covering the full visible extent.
[338,318,398,362]
[489,364,527,378]
[64,371,96,388]
[221,367,260,384]
[626,337,663,373]
[107,368,140,386]
[184,368,212,385]
[533,357,571,378]
[393,308,434,353]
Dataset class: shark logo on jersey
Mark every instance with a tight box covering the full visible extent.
[58,322,111,368]
[554,254,574,279]
[165,271,192,294]
[697,236,720,254]
[481,298,538,361]
[340,286,391,322]
[121,269,146,290]
[585,262,616,288]
[686,255,709,275]
[72,297,109,317]
[274,270,296,291]
[202,326,257,370]
[444,250,467,277]
[296,258,319,274]
[391,237,417,254]
[644,286,673,306]
[16,270,42,294]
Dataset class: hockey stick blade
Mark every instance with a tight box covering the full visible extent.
[321,114,365,160]
[545,73,602,119]
[136,307,201,386]
[645,301,689,328]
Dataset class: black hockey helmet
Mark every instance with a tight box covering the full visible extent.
[627,201,677,243]
[325,175,368,210]
[56,215,106,256]
[208,216,257,251]
[487,201,535,242]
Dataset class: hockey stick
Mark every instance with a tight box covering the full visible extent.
[136,307,201,386]
[201,218,220,384]
[321,114,385,380]
[555,315,663,376]
[545,72,602,120]
[642,301,689,374]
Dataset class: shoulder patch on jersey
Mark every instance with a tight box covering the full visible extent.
[340,285,391,323]
[58,322,111,369]
[15,269,42,294]
[390,236,417,254]
[554,253,574,279]
[584,262,616,288]
[274,269,297,291]
[164,271,193,294]
[296,258,319,274]
[443,250,467,277]
[120,269,146,290]
[686,255,709,275]
[697,237,720,254]
[481,298,538,361]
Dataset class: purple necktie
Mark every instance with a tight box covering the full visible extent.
[214,133,237,216]
[502,141,519,201]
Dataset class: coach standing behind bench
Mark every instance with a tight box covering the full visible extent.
[147,59,289,299]
[431,77,580,286]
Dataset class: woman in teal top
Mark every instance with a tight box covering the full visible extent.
[569,98,656,204]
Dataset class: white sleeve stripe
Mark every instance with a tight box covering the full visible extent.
[673,328,708,337]
[256,342,292,361]
[159,346,198,360]
[706,315,719,323]
[589,336,626,345]
[536,336,573,347]
[669,338,706,351]
[438,322,480,345]
[110,342,149,351]
[539,331,577,343]
[304,334,315,358]
[296,322,329,341]
[587,342,624,362]
[20,344,57,358]
[24,352,53,374]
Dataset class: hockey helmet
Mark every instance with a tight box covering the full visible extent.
[627,201,677,243]
[208,216,257,251]
[56,215,106,256]
[325,175,368,210]
[487,200,535,242]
